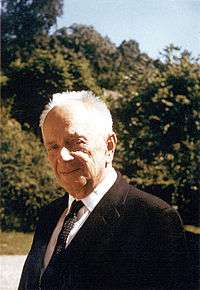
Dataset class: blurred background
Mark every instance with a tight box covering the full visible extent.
[1,0,199,289]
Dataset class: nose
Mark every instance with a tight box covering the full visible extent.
[60,147,74,161]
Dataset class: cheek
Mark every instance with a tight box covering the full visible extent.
[87,151,106,172]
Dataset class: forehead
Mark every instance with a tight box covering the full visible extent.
[43,105,94,139]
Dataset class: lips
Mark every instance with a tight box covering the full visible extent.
[59,168,80,175]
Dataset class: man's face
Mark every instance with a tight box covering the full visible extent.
[43,105,115,199]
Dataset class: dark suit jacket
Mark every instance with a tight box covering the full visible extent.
[19,173,191,290]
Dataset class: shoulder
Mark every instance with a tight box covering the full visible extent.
[126,184,171,211]
[31,194,68,242]
[117,175,182,227]
[37,194,68,225]
[115,172,171,211]
[41,194,68,213]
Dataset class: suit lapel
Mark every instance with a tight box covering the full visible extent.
[23,194,69,290]
[36,174,130,288]
[38,194,69,268]
[63,173,130,261]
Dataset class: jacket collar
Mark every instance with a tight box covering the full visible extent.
[62,172,130,261]
[68,168,117,212]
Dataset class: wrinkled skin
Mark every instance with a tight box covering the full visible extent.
[43,105,117,199]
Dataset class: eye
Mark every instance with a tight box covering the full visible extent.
[63,138,87,151]
[75,139,85,145]
[70,139,88,152]
[66,139,86,148]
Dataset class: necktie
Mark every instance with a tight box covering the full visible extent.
[53,200,84,259]
[40,200,84,289]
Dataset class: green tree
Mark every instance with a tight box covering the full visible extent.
[117,40,151,71]
[1,106,64,231]
[2,48,101,131]
[3,49,73,131]
[54,24,118,88]
[114,40,155,94]
[112,47,200,224]
[68,55,102,94]
[1,0,63,68]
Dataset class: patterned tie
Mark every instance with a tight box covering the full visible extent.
[54,199,84,257]
[40,200,84,289]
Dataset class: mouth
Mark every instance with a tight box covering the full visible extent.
[59,168,80,175]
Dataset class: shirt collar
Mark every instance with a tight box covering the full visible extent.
[68,168,117,212]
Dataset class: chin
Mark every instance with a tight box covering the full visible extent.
[67,187,89,199]
[60,177,91,199]
[74,191,88,199]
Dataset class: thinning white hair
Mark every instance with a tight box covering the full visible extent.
[40,91,113,138]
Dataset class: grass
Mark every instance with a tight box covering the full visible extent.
[184,225,200,234]
[0,225,199,255]
[0,232,33,255]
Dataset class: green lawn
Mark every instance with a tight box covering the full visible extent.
[0,232,33,255]
[184,225,200,234]
[0,226,199,255]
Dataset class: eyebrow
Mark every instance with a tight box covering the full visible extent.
[45,135,87,146]
[45,141,57,146]
[64,135,88,143]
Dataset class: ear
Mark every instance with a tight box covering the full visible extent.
[106,132,117,157]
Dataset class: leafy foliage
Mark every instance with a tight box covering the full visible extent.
[53,24,117,88]
[3,48,100,131]
[1,0,63,67]
[3,49,72,131]
[0,107,64,231]
[1,2,199,229]
[112,49,200,224]
[53,25,154,90]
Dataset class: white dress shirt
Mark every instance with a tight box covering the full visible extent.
[44,168,117,268]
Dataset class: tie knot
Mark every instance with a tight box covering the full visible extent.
[69,200,84,216]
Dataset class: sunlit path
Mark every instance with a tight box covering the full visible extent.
[0,256,26,290]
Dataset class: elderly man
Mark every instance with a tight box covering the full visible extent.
[19,91,190,290]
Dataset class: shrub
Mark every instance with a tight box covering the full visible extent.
[0,106,64,231]
[112,50,200,224]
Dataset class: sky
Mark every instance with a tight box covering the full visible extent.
[56,0,200,60]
